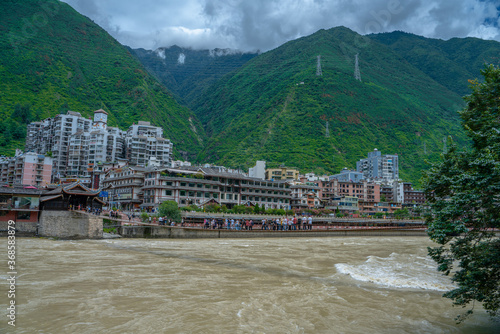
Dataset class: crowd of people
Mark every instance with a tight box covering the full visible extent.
[203,216,313,231]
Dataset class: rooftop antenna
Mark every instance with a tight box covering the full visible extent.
[354,53,361,81]
[316,55,322,76]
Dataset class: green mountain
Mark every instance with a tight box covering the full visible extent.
[129,46,258,107]
[192,27,472,184]
[369,31,500,97]
[0,0,205,159]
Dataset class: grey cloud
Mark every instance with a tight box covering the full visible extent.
[62,0,500,51]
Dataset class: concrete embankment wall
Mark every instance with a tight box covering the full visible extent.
[38,211,103,239]
[120,226,427,239]
[0,211,103,239]
[0,221,38,237]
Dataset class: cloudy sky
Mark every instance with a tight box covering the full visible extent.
[62,0,500,52]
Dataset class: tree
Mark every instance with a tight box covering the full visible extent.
[393,208,409,219]
[254,203,261,214]
[159,200,181,223]
[423,65,500,322]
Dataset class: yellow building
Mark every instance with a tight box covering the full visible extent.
[265,166,299,180]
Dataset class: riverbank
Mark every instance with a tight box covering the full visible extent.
[119,225,428,238]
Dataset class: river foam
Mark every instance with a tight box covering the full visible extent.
[335,252,455,291]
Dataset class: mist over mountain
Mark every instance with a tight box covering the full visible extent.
[128,46,258,107]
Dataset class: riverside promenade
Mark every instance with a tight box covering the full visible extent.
[95,211,427,239]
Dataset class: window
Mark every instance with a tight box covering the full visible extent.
[17,211,31,220]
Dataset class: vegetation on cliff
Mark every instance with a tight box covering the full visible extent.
[191,27,470,184]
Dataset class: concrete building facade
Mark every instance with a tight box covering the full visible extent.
[0,152,52,187]
[356,149,399,182]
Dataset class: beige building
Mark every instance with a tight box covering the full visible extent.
[140,166,292,210]
[265,166,299,181]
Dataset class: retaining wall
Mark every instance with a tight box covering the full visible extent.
[38,211,103,239]
[120,226,427,239]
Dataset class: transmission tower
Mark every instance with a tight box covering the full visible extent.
[316,55,322,76]
[325,121,330,138]
[443,137,447,153]
[354,53,361,81]
[424,141,427,155]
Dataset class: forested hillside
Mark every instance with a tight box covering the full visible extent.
[0,0,205,159]
[191,27,470,184]
[369,31,500,97]
[129,46,258,106]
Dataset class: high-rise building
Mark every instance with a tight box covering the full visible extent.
[0,152,52,187]
[356,149,399,182]
[125,121,172,167]
[26,110,173,179]
[25,111,92,178]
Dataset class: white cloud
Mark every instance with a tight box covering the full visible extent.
[62,0,500,51]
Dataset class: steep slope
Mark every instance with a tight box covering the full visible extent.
[192,27,468,184]
[129,46,258,106]
[0,0,205,158]
[369,31,500,97]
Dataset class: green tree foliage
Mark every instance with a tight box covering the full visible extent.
[424,65,500,322]
[159,200,182,223]
[0,0,205,157]
[393,208,409,219]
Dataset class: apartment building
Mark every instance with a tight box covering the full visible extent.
[320,178,380,204]
[125,121,173,167]
[379,181,426,205]
[26,110,173,179]
[0,152,52,187]
[289,183,322,209]
[140,166,292,210]
[101,166,146,210]
[356,148,399,182]
[25,111,92,178]
[265,166,300,181]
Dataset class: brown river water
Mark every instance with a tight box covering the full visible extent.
[0,236,497,333]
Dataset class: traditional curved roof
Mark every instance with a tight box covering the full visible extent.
[43,182,101,196]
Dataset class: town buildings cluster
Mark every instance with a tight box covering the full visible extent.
[24,109,172,180]
[0,109,426,221]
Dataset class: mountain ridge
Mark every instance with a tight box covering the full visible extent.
[190,27,473,184]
